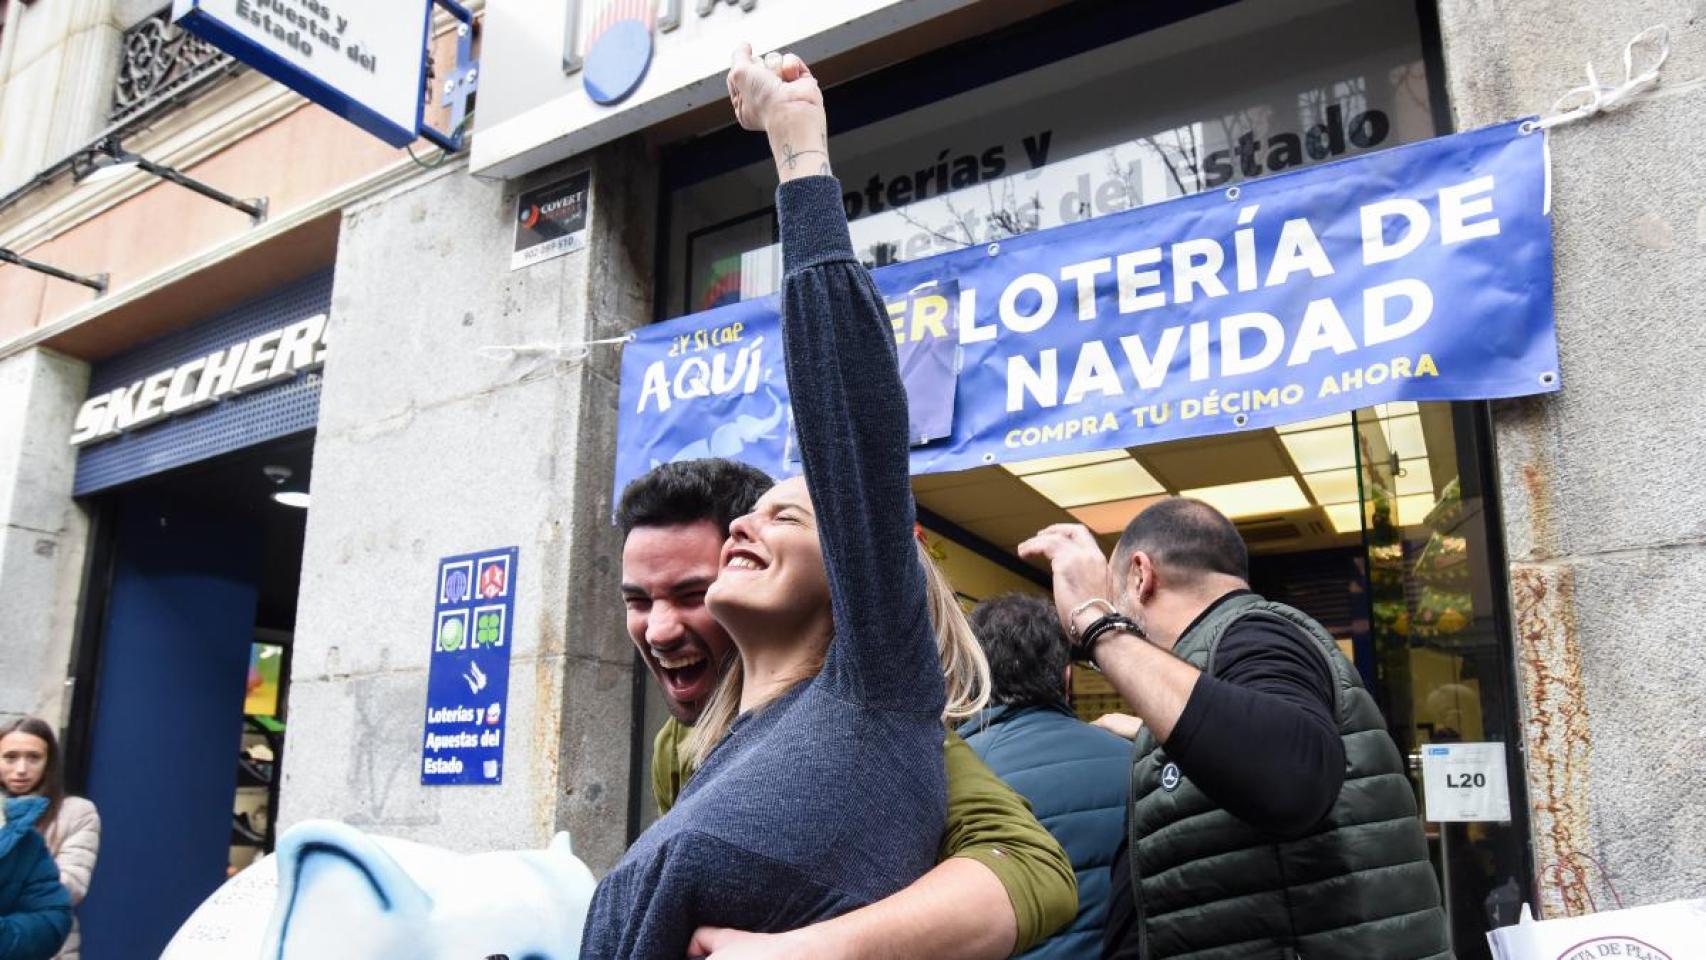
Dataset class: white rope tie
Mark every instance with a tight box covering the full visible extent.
[478,333,634,363]
[1529,26,1678,132]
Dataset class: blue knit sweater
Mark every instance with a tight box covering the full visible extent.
[579,176,948,959]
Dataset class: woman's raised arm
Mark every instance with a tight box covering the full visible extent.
[729,47,941,713]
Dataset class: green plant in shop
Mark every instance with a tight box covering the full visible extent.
[1367,477,1474,643]
[1408,478,1473,642]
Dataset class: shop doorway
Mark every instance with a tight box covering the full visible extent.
[648,0,1534,951]
[71,434,310,959]
[917,399,1528,957]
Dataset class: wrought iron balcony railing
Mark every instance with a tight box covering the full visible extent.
[110,7,239,125]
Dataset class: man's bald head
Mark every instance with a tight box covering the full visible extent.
[1113,497,1249,586]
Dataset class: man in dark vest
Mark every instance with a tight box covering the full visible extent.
[960,593,1133,959]
[1019,498,1451,960]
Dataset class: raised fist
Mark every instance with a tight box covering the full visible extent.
[727,43,824,137]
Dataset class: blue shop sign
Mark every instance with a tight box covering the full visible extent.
[614,119,1558,497]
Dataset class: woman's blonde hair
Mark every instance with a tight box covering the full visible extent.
[685,539,992,769]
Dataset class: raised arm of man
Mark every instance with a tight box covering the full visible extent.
[1017,519,1342,835]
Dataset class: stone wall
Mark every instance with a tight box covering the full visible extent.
[0,347,89,727]
[0,0,122,194]
[279,137,656,872]
[1437,0,1706,914]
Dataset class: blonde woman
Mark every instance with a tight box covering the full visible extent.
[577,46,989,959]
[1,718,96,960]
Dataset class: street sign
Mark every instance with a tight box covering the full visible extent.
[172,0,436,146]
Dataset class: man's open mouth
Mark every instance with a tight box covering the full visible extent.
[656,650,712,700]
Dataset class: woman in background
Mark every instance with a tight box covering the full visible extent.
[0,720,98,960]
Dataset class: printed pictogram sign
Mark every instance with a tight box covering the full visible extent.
[422,547,519,786]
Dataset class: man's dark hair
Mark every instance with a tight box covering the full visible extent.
[1113,497,1249,582]
[616,459,775,537]
[969,593,1070,709]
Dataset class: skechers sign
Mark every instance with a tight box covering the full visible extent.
[70,314,328,447]
[171,0,435,146]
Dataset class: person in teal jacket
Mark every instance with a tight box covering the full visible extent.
[0,795,70,960]
[959,594,1133,960]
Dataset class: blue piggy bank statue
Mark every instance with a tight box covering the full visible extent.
[161,819,596,959]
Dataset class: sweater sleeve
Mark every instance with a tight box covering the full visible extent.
[50,801,100,905]
[0,833,72,960]
[938,733,1078,952]
[775,175,941,715]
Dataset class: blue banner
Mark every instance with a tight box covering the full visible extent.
[421,547,517,786]
[615,120,1556,498]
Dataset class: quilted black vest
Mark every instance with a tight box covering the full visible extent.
[1125,593,1452,959]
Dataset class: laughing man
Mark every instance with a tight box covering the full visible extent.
[617,458,1076,958]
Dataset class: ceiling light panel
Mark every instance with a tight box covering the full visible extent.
[1280,426,1357,473]
[1303,468,1360,506]
[1180,477,1310,519]
[1021,457,1166,508]
[1396,492,1437,527]
[1380,415,1428,460]
[1323,502,1363,535]
[1277,412,1352,434]
[1068,495,1170,535]
[1396,459,1434,497]
[1002,449,1129,477]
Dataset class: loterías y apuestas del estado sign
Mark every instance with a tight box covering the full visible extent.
[70,313,327,447]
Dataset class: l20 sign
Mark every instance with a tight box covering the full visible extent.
[173,0,434,146]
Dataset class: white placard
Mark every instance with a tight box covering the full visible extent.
[174,0,430,146]
[1421,742,1512,823]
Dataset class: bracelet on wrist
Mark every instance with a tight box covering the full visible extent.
[1071,612,1142,662]
[1067,598,1116,640]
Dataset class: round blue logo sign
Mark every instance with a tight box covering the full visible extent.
[1160,762,1182,792]
[582,8,654,106]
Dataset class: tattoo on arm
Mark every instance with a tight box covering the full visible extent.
[780,141,829,171]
